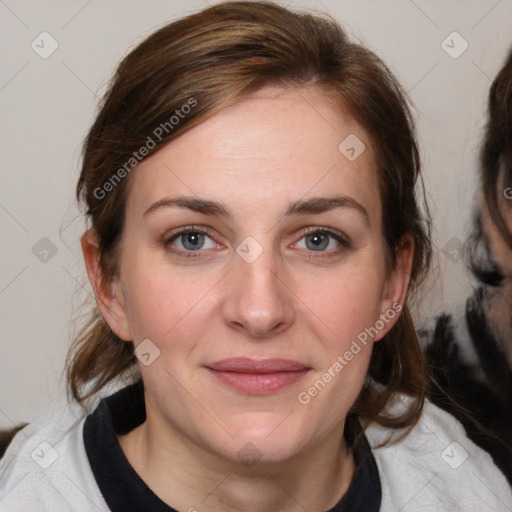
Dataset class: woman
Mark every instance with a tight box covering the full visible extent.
[426,48,512,482]
[0,2,510,511]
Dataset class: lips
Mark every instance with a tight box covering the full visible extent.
[205,358,311,393]
[207,357,310,373]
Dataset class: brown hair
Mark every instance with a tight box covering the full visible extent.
[67,1,432,433]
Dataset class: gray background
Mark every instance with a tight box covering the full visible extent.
[1,0,511,427]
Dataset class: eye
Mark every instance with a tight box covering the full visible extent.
[293,228,351,256]
[164,227,221,256]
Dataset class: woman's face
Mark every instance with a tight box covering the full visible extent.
[92,86,411,464]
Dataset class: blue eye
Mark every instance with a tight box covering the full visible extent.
[304,232,331,251]
[176,232,207,251]
[295,229,351,255]
[164,227,220,256]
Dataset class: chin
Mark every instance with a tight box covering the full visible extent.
[217,414,310,465]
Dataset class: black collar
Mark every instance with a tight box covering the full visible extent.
[83,379,381,511]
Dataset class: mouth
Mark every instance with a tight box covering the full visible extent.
[204,358,312,394]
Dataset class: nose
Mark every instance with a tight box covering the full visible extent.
[221,246,296,339]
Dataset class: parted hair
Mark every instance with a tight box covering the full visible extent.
[68,1,432,434]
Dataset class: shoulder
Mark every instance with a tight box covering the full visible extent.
[364,395,512,512]
[0,395,108,512]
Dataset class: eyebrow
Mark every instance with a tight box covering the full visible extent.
[143,195,370,225]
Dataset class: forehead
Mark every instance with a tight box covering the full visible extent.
[125,86,381,223]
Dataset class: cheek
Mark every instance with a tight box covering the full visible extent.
[121,252,216,343]
[297,263,385,348]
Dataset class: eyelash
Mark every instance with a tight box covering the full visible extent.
[163,225,352,259]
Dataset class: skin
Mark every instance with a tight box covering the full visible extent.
[82,86,413,512]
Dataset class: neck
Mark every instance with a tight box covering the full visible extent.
[118,404,355,512]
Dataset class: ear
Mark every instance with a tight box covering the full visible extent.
[81,228,132,341]
[374,235,414,341]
